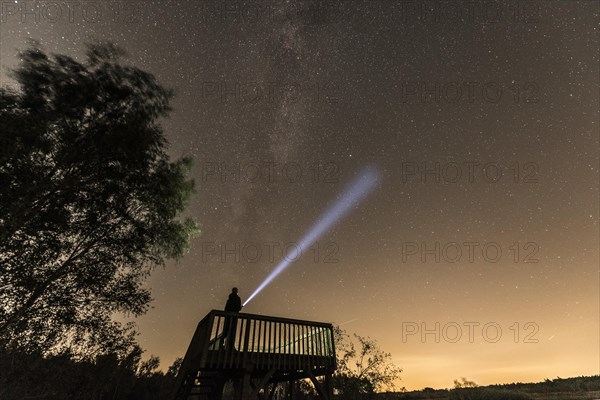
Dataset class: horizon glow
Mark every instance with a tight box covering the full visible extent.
[243,166,381,306]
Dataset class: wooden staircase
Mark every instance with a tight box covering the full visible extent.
[172,310,337,400]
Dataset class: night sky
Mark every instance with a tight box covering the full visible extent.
[1,0,598,390]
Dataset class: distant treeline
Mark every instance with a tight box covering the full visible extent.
[376,376,600,400]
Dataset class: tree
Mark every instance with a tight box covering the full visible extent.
[332,326,404,399]
[454,377,478,389]
[0,41,198,357]
[0,341,184,400]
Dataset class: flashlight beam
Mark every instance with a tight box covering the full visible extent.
[243,166,380,306]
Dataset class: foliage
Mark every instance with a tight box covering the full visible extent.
[488,375,600,394]
[0,41,198,357]
[266,379,318,400]
[333,326,404,399]
[453,377,478,389]
[396,376,600,400]
[0,344,181,400]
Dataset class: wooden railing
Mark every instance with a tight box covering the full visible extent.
[178,310,336,374]
[173,311,337,399]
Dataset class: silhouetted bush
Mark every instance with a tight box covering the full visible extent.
[0,345,180,400]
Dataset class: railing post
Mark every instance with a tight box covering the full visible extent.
[206,311,215,368]
[329,327,336,369]
[242,317,251,368]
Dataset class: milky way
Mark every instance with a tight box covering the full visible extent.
[0,0,598,390]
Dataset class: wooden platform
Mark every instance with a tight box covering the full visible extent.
[172,310,337,400]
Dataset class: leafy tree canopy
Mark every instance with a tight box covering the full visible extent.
[0,41,198,357]
[333,326,404,399]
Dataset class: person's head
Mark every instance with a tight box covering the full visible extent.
[232,287,238,294]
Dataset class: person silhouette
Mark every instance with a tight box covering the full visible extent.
[221,287,242,350]
[225,287,242,313]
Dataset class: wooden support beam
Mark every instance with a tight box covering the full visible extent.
[249,369,276,399]
[289,379,295,400]
[268,383,277,400]
[268,368,332,384]
[307,369,330,400]
[241,371,251,400]
[324,373,333,399]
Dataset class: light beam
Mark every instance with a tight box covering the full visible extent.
[243,166,381,306]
